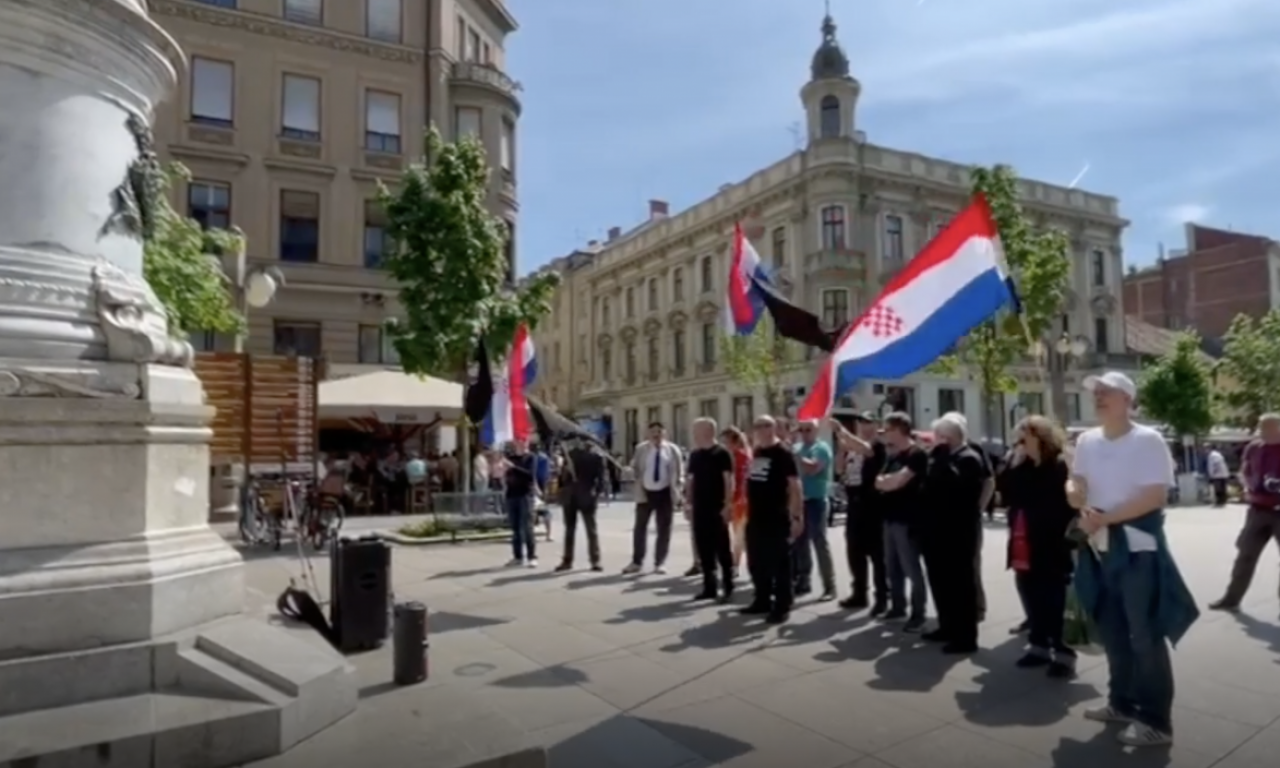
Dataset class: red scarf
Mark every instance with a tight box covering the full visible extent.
[1010,511,1031,571]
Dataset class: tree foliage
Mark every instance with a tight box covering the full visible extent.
[1137,331,1215,439]
[929,165,1073,419]
[1217,309,1280,424]
[721,319,795,415]
[378,127,558,378]
[142,163,244,337]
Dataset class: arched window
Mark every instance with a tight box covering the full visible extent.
[819,95,841,138]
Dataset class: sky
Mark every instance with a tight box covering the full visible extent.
[506,0,1280,274]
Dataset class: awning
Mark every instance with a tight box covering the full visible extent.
[318,370,463,423]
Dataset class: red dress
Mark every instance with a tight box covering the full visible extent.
[731,448,750,523]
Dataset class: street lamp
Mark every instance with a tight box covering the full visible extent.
[211,247,284,352]
[1029,333,1090,423]
[243,266,282,309]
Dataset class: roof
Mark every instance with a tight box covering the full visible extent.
[1124,316,1216,362]
[318,370,462,422]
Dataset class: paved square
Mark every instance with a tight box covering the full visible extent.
[240,505,1280,768]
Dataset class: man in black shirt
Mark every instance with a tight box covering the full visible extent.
[555,441,606,573]
[874,413,930,633]
[943,411,996,623]
[685,419,736,602]
[502,439,540,568]
[918,414,988,653]
[742,416,802,624]
[831,412,889,613]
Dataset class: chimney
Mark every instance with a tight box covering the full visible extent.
[587,239,599,247]
[607,226,622,241]
[648,199,669,219]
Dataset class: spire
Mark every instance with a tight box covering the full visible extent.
[810,8,850,80]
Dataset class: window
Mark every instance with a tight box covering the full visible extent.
[283,0,322,25]
[647,336,660,376]
[732,396,754,429]
[363,200,391,268]
[698,399,719,423]
[279,190,320,262]
[601,298,611,327]
[771,226,787,270]
[625,287,635,317]
[820,205,845,249]
[365,91,401,153]
[187,181,230,230]
[671,403,689,447]
[1094,317,1109,352]
[1067,393,1082,424]
[468,28,482,61]
[366,0,401,43]
[273,321,321,357]
[647,278,658,311]
[1091,249,1106,286]
[1017,392,1044,415]
[699,256,713,293]
[189,329,217,352]
[600,346,612,380]
[1060,314,1071,334]
[503,220,516,284]
[455,107,481,140]
[623,342,636,382]
[701,322,716,365]
[647,407,662,428]
[194,0,236,7]
[883,215,904,263]
[937,387,965,415]
[821,288,849,329]
[672,268,684,302]
[819,95,841,138]
[623,409,638,456]
[576,335,586,363]
[281,74,320,141]
[500,119,515,172]
[672,329,686,373]
[931,216,949,240]
[358,324,400,364]
[190,57,233,126]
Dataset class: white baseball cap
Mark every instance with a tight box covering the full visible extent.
[1083,371,1136,400]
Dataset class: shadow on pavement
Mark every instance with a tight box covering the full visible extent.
[545,713,752,767]
[1232,611,1280,660]
[812,621,910,664]
[563,573,633,591]
[1050,727,1173,768]
[770,612,875,649]
[658,611,767,652]
[427,610,510,634]
[603,597,705,625]
[953,638,1099,725]
[487,569,566,588]
[488,665,589,689]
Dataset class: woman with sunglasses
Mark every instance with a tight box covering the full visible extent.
[720,426,752,573]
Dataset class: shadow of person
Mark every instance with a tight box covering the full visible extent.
[621,575,701,596]
[1050,728,1173,768]
[867,639,969,693]
[770,613,875,649]
[603,598,705,625]
[658,612,767,652]
[563,573,632,591]
[1232,611,1280,660]
[812,622,908,664]
[486,569,566,588]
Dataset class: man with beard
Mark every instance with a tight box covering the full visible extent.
[741,416,803,624]
[831,413,889,613]
[685,418,736,603]
[919,413,988,654]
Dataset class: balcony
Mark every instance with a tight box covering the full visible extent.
[451,62,522,112]
[805,247,866,280]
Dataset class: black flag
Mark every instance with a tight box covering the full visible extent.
[750,275,846,352]
[463,336,493,425]
[527,395,601,448]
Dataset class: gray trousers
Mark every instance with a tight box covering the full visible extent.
[884,521,927,618]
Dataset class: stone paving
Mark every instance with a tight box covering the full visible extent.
[240,504,1280,768]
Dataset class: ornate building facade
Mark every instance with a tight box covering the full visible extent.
[150,0,519,364]
[532,15,1133,451]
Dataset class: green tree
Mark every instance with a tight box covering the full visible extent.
[143,163,245,337]
[721,319,795,416]
[378,127,558,378]
[929,165,1073,432]
[1217,309,1280,424]
[1137,331,1216,441]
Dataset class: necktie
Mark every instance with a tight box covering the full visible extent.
[652,448,661,484]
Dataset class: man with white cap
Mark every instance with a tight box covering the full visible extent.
[1069,371,1197,748]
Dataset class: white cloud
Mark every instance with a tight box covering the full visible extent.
[1166,203,1210,224]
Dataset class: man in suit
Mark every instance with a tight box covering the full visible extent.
[555,441,607,572]
[624,422,684,575]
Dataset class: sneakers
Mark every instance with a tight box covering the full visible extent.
[818,590,836,602]
[526,559,538,568]
[1083,705,1132,724]
[1117,723,1173,747]
[621,563,641,575]
[653,565,668,575]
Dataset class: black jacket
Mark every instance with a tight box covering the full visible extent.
[920,443,987,541]
[560,446,605,503]
[1002,457,1076,575]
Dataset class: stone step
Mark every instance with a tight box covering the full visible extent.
[0,691,277,767]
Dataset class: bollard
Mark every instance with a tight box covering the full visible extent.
[392,601,428,685]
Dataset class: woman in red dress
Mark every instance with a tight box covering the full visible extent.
[720,426,752,571]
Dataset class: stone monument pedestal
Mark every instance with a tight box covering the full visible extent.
[0,1,355,765]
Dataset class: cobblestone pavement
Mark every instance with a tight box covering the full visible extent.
[241,504,1280,768]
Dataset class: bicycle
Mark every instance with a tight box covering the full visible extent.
[299,489,345,551]
[239,478,275,546]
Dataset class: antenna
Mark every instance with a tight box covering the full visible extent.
[787,122,803,149]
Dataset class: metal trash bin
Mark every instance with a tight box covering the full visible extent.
[392,601,428,685]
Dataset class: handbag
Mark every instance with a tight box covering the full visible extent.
[1063,581,1101,652]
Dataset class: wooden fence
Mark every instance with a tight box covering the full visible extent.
[194,352,320,470]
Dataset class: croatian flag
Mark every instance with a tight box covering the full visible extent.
[798,196,1015,420]
[722,222,772,336]
[480,325,537,445]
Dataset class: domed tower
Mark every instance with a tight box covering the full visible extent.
[800,11,861,143]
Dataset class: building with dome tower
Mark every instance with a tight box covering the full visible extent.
[529,13,1135,453]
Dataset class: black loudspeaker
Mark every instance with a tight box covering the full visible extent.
[392,602,428,685]
[330,536,391,653]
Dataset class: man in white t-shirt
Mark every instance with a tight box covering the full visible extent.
[1204,447,1230,506]
[1068,371,1179,747]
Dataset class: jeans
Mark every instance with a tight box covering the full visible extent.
[884,521,927,618]
[1015,571,1076,664]
[506,495,536,561]
[793,498,836,592]
[845,487,887,602]
[1093,551,1174,733]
